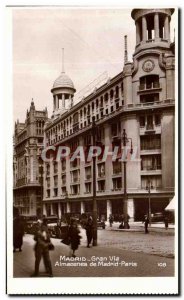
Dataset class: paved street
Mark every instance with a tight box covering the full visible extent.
[14,226,174,277]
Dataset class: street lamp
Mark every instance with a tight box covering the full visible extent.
[122,129,133,229]
[146,178,153,226]
[92,116,97,246]
[37,147,44,219]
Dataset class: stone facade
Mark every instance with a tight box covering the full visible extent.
[13,101,48,216]
[42,8,175,221]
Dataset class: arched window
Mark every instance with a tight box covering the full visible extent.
[100,96,103,107]
[84,107,86,116]
[73,112,79,124]
[105,93,108,102]
[115,86,119,98]
[87,105,90,115]
[110,89,114,99]
[140,75,159,90]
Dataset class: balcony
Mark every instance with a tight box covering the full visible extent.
[141,166,162,176]
[85,174,92,181]
[98,173,105,179]
[111,188,122,192]
[112,171,122,177]
[140,124,161,135]
[72,177,80,183]
[97,190,105,193]
[138,82,161,94]
[61,164,66,172]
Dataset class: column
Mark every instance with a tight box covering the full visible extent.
[50,203,54,215]
[53,96,56,111]
[62,94,65,108]
[127,199,134,222]
[142,16,147,42]
[81,201,85,214]
[66,202,70,213]
[136,21,141,44]
[43,203,47,216]
[58,203,62,219]
[56,95,59,110]
[79,136,85,195]
[164,15,169,40]
[165,55,175,99]
[154,13,159,39]
[69,94,73,107]
[107,200,112,220]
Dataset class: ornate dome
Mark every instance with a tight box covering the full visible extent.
[52,72,75,90]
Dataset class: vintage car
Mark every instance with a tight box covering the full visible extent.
[22,215,38,234]
[151,212,165,223]
[45,216,69,239]
[97,219,106,229]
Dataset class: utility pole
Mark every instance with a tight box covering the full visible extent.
[92,117,97,246]
[146,177,152,226]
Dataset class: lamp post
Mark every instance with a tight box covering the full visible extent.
[122,129,133,229]
[40,164,44,218]
[146,178,153,226]
[92,117,97,246]
[37,147,44,219]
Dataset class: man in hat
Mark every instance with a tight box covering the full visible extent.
[31,219,53,277]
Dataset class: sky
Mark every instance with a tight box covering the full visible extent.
[12,8,176,123]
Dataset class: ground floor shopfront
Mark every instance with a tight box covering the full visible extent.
[43,193,173,221]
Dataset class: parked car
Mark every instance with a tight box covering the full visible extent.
[45,215,69,239]
[97,219,106,229]
[151,212,165,223]
[24,221,39,234]
[22,215,38,234]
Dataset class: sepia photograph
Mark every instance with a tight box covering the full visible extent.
[6,5,178,295]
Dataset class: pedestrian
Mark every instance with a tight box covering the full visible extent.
[144,215,149,234]
[68,218,81,257]
[109,214,114,227]
[85,216,93,248]
[13,215,24,252]
[31,219,53,277]
[164,216,169,230]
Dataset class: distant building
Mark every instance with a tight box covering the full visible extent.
[43,8,175,221]
[13,101,48,216]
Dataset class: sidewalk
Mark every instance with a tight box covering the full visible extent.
[105,222,175,235]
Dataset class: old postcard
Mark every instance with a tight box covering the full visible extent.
[6,5,178,295]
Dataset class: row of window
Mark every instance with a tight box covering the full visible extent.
[46,88,123,145]
[46,175,162,197]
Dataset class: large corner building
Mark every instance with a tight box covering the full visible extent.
[13,101,48,216]
[42,8,175,221]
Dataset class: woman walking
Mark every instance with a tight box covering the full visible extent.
[68,219,81,257]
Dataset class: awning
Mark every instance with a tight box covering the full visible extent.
[165,197,175,211]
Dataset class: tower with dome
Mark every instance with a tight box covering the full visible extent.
[51,49,76,119]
